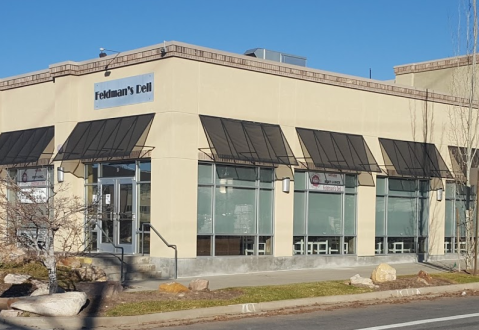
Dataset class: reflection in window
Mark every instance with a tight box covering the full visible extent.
[197,163,274,256]
[101,162,136,178]
[375,177,429,255]
[445,181,475,254]
[293,171,357,255]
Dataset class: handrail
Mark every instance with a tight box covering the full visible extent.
[92,222,125,283]
[140,223,177,279]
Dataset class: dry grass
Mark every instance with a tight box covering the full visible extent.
[105,272,479,317]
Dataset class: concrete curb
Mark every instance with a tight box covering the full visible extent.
[2,282,479,329]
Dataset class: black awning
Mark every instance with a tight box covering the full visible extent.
[0,126,54,165]
[200,115,298,166]
[379,138,452,178]
[296,128,380,173]
[54,114,154,161]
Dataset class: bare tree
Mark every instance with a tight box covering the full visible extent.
[0,177,89,294]
[448,0,479,271]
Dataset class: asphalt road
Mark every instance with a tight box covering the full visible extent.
[140,295,479,330]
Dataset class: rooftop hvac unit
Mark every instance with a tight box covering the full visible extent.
[244,48,307,67]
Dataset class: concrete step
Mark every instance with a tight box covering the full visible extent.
[108,270,163,281]
[80,255,150,268]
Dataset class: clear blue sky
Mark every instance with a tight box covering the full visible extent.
[0,1,468,80]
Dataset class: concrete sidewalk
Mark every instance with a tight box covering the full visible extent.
[0,260,465,330]
[124,260,457,291]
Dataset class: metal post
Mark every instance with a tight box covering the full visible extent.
[141,223,145,256]
[175,248,178,279]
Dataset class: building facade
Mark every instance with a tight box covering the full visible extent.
[0,41,473,277]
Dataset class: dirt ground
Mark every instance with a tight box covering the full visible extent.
[0,275,468,317]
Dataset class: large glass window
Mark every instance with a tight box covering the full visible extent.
[197,163,274,256]
[293,171,357,255]
[375,177,429,254]
[7,167,54,245]
[445,181,474,254]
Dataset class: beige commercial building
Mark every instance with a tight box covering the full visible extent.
[0,41,474,277]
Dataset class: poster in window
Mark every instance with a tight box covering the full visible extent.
[17,168,48,187]
[308,172,344,191]
[18,188,48,204]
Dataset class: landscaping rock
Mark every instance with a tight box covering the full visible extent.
[350,274,378,289]
[416,270,433,286]
[159,282,189,293]
[75,281,123,298]
[11,292,87,316]
[58,257,81,269]
[371,263,396,283]
[74,265,107,282]
[4,274,31,284]
[0,245,28,264]
[0,310,22,317]
[30,286,65,296]
[29,279,65,296]
[189,279,209,292]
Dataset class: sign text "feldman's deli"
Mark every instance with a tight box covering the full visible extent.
[94,73,154,110]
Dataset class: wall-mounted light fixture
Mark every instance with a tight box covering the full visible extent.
[282,177,291,193]
[436,188,443,202]
[57,167,64,183]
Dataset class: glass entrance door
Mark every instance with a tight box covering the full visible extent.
[98,178,136,254]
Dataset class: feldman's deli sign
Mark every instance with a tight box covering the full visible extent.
[94,73,154,109]
[308,172,345,192]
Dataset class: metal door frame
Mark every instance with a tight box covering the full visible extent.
[97,177,136,254]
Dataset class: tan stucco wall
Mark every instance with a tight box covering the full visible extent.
[395,65,474,98]
[0,82,55,131]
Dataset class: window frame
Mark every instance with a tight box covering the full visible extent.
[375,177,429,255]
[197,162,275,257]
[293,171,358,255]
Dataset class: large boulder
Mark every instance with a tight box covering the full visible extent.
[30,286,65,296]
[371,263,397,283]
[159,282,189,293]
[4,274,31,284]
[188,279,209,292]
[350,274,378,289]
[0,310,22,317]
[11,292,87,316]
[29,279,65,296]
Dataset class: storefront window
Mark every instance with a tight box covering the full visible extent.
[197,163,274,256]
[8,167,53,245]
[293,171,357,255]
[139,162,151,181]
[101,162,135,178]
[85,164,99,184]
[375,177,429,254]
[445,181,473,254]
